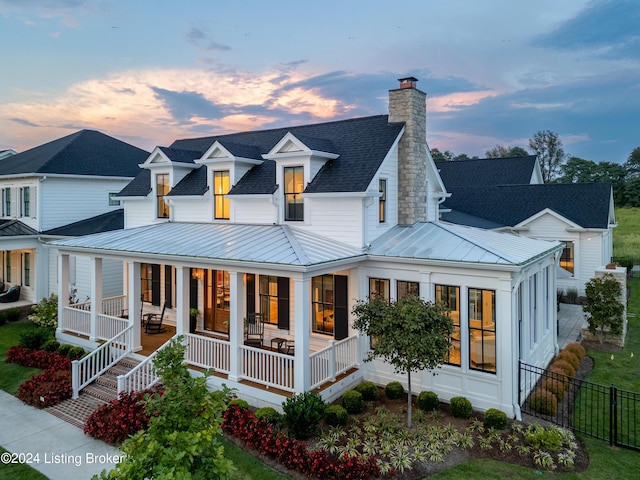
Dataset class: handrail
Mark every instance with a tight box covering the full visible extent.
[117,334,178,396]
[71,324,134,399]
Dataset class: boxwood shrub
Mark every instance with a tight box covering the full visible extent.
[355,381,379,401]
[385,381,405,400]
[417,391,439,412]
[483,408,508,429]
[325,405,348,426]
[450,396,473,419]
[342,389,364,414]
[255,406,281,425]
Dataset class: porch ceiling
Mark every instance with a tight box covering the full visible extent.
[48,222,364,267]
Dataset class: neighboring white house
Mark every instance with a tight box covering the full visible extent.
[436,157,616,295]
[52,78,563,418]
[0,130,148,303]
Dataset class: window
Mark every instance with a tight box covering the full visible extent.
[214,170,230,220]
[3,188,11,217]
[369,278,390,300]
[141,263,153,303]
[397,280,419,299]
[530,274,538,347]
[559,241,574,274]
[23,252,30,286]
[5,252,11,283]
[259,275,279,325]
[313,275,334,335]
[436,284,460,367]
[156,174,170,218]
[108,192,121,206]
[379,179,387,223]
[284,166,304,221]
[20,187,30,217]
[468,288,496,374]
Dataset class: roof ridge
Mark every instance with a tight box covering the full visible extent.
[432,221,515,263]
[280,225,309,265]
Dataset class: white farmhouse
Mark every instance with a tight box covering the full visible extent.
[53,78,563,418]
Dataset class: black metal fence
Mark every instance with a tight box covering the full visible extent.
[519,361,640,451]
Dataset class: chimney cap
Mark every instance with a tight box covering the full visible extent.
[398,76,418,88]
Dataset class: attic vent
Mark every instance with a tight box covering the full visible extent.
[399,76,418,89]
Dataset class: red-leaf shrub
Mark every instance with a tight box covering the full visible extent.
[8,346,74,408]
[17,369,72,408]
[84,390,153,445]
[6,346,71,370]
[223,405,381,479]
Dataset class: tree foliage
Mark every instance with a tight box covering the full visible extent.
[352,294,453,427]
[528,130,566,182]
[95,337,235,480]
[485,145,529,158]
[583,274,625,344]
[430,148,478,162]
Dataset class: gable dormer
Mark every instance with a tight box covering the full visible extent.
[262,133,339,223]
[196,141,263,187]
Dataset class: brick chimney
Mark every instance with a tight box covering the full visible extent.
[388,77,427,225]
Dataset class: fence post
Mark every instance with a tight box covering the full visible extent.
[72,359,79,399]
[329,340,336,382]
[610,384,617,447]
[117,374,125,397]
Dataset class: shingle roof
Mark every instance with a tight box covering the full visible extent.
[0,220,39,237]
[0,130,149,177]
[43,209,124,236]
[167,115,404,195]
[158,147,201,163]
[116,168,151,197]
[168,166,209,196]
[436,156,537,188]
[441,183,613,229]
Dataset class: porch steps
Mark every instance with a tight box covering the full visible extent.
[45,357,143,429]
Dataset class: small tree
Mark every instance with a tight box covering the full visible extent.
[352,294,453,427]
[583,273,625,344]
[95,337,235,479]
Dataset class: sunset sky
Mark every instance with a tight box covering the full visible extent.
[1,0,638,163]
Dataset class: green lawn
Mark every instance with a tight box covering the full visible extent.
[613,207,640,260]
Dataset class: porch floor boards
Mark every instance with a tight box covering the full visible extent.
[138,325,176,355]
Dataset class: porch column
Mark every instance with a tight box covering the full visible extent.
[128,261,142,352]
[228,271,243,383]
[176,266,189,335]
[89,257,103,341]
[294,276,311,393]
[56,254,70,336]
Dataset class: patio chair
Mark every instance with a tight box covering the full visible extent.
[144,302,167,334]
[244,313,264,347]
[0,285,20,303]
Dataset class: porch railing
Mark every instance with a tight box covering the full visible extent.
[117,335,176,396]
[184,334,231,374]
[96,314,129,340]
[310,336,359,390]
[72,324,134,398]
[241,345,295,392]
[102,295,127,317]
[62,306,91,336]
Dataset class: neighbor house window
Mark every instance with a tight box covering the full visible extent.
[397,280,419,299]
[369,278,390,300]
[156,174,170,218]
[379,179,387,223]
[108,192,121,206]
[468,288,496,374]
[20,187,30,217]
[23,252,30,286]
[5,252,11,283]
[213,170,230,220]
[3,188,11,217]
[559,241,574,274]
[284,166,304,221]
[436,284,460,367]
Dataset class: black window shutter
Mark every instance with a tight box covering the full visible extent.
[246,274,256,316]
[189,269,198,310]
[277,277,290,330]
[164,265,173,308]
[151,264,161,306]
[334,275,348,340]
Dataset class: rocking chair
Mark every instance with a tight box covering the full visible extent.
[144,302,167,334]
[244,313,264,347]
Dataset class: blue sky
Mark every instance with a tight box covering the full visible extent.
[1,0,638,163]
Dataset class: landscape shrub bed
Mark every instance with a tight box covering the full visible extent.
[84,390,154,445]
[222,404,380,479]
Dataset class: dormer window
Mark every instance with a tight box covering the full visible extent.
[3,188,11,217]
[156,174,170,218]
[284,166,304,221]
[214,170,230,220]
[20,187,31,217]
